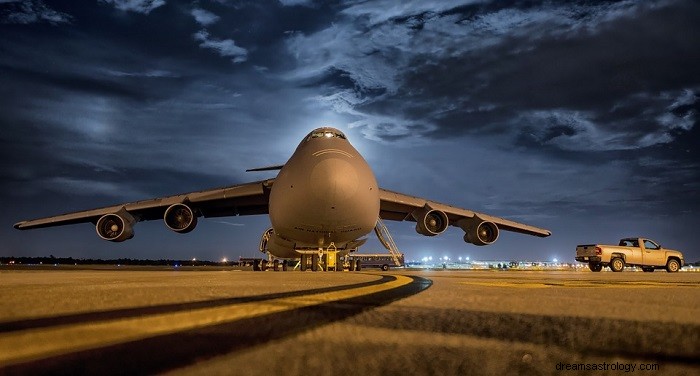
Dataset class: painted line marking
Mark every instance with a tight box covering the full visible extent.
[459,281,698,288]
[0,275,412,366]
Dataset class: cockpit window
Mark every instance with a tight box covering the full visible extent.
[305,129,346,142]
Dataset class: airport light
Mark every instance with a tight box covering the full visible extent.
[222,257,228,263]
[553,258,558,263]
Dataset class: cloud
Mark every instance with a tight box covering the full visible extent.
[99,0,165,14]
[191,8,219,26]
[104,69,180,78]
[0,0,72,24]
[278,0,314,7]
[515,89,699,152]
[193,29,248,63]
[283,0,698,147]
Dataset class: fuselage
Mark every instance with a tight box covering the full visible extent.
[268,127,379,256]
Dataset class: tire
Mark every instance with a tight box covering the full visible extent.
[253,260,260,271]
[261,259,268,271]
[666,259,680,273]
[311,254,319,271]
[282,260,288,271]
[335,254,343,272]
[610,257,624,272]
[588,262,602,272]
[354,260,361,271]
[273,259,279,272]
[381,264,389,271]
[642,267,654,273]
[300,255,307,271]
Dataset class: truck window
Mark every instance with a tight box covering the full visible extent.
[643,240,659,250]
[631,239,639,247]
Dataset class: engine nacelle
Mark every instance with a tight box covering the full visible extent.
[412,205,449,236]
[460,219,499,246]
[164,203,198,233]
[96,211,135,242]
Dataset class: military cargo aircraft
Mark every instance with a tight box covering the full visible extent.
[15,127,550,269]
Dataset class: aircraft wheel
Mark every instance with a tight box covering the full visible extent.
[300,255,307,271]
[261,259,268,271]
[311,254,319,271]
[282,260,288,271]
[381,264,389,271]
[253,260,261,271]
[666,259,680,273]
[355,260,361,271]
[335,254,343,271]
[610,257,624,272]
[273,259,279,271]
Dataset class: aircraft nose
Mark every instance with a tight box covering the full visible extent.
[310,158,359,204]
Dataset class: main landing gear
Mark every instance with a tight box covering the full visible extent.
[253,259,288,271]
[254,243,363,272]
[296,243,357,272]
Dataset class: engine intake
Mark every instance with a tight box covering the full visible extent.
[96,212,135,242]
[460,218,499,246]
[164,203,198,233]
[412,205,449,236]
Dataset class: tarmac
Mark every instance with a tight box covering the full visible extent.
[0,267,698,375]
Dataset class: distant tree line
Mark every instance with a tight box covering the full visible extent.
[0,255,225,266]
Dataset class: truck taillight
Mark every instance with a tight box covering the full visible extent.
[595,246,602,255]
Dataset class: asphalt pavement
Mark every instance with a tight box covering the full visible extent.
[0,268,698,375]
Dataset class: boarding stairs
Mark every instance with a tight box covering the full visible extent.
[374,218,403,267]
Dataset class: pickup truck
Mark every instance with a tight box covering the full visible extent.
[575,237,684,272]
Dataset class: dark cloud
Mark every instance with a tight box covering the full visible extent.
[0,0,72,24]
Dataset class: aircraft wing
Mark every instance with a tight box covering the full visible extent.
[14,179,274,230]
[378,188,551,238]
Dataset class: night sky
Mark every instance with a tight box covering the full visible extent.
[1,0,698,263]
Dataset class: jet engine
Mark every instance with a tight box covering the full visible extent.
[164,203,198,233]
[412,205,449,236]
[96,211,135,242]
[460,218,499,246]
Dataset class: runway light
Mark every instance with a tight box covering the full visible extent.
[553,258,558,263]
[222,257,228,263]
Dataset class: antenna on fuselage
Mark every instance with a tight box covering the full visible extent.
[246,165,285,172]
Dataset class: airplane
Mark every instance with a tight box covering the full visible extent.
[14,127,550,270]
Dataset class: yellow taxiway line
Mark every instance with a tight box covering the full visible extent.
[0,275,412,366]
[459,280,698,288]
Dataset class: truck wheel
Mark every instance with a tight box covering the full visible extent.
[642,267,654,273]
[381,264,389,271]
[610,257,624,272]
[665,259,680,273]
[588,262,602,272]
